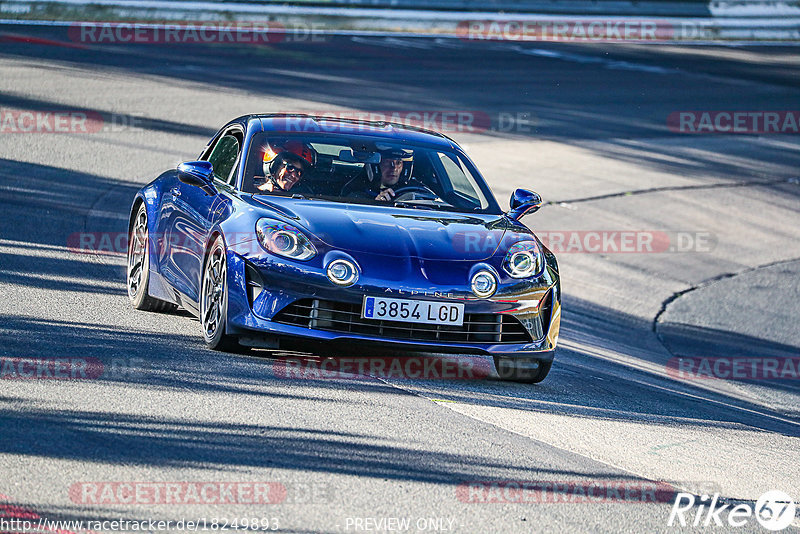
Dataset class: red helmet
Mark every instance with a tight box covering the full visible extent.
[263,140,317,175]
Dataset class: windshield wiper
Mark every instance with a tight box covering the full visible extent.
[394,200,439,210]
[395,199,458,211]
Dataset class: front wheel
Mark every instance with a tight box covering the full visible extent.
[200,236,247,352]
[494,356,552,384]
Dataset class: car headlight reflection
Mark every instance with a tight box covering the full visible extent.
[471,270,497,298]
[256,219,316,261]
[503,241,544,278]
[327,259,359,286]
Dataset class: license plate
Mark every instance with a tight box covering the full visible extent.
[362,296,464,326]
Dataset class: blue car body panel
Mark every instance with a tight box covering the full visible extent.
[130,115,561,360]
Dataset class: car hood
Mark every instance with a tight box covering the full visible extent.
[252,196,510,261]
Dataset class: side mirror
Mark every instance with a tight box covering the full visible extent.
[507,189,543,221]
[178,161,214,187]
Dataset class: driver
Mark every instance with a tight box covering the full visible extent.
[373,150,406,202]
[354,148,424,202]
[256,140,317,194]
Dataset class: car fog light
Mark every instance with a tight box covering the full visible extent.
[471,270,497,298]
[327,259,359,287]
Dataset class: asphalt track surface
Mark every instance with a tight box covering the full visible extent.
[1,23,800,533]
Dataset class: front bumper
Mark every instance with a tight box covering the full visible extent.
[224,248,561,359]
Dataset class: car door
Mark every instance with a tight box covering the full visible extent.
[163,128,243,306]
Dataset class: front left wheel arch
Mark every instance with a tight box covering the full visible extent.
[126,201,176,313]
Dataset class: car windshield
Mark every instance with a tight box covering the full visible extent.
[242,133,501,214]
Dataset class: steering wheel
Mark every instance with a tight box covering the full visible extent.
[390,185,437,202]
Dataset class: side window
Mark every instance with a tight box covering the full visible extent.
[437,152,489,209]
[207,134,240,185]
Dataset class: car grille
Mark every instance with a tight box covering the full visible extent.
[273,299,533,344]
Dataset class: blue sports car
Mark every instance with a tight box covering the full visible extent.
[127,114,560,383]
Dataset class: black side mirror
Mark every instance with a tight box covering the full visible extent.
[507,189,543,220]
[177,161,216,194]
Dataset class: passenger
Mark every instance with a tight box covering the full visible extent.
[256,141,317,194]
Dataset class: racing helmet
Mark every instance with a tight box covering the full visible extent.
[263,140,317,177]
[366,147,413,183]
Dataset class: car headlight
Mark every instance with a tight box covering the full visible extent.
[256,219,316,261]
[471,270,497,298]
[503,241,544,278]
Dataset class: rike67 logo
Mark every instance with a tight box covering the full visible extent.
[668,490,796,531]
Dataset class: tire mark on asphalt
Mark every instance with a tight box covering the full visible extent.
[653,255,800,334]
[649,256,800,419]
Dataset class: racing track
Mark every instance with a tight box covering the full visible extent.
[1,25,800,532]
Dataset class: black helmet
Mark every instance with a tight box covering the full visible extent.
[366,148,413,183]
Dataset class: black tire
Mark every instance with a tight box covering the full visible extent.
[200,235,248,352]
[127,203,176,313]
[494,356,552,384]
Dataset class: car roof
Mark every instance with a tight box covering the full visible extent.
[231,114,459,150]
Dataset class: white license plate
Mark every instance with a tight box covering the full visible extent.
[362,296,464,326]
